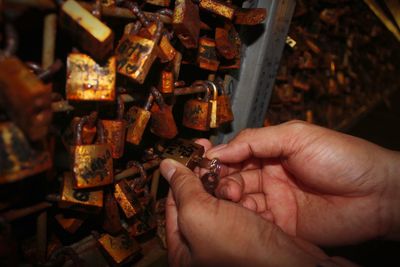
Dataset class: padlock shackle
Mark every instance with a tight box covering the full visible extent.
[117,95,125,120]
[124,1,151,28]
[87,111,99,128]
[150,87,166,109]
[126,161,148,190]
[75,115,106,145]
[205,81,218,100]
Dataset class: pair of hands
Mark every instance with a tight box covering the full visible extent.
[159,121,400,267]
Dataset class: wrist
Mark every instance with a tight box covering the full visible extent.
[382,150,400,240]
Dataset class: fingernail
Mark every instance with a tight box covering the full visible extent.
[207,144,227,156]
[160,159,177,182]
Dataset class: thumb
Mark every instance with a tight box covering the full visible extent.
[160,159,207,208]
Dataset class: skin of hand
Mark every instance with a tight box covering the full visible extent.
[159,158,357,267]
[205,120,400,246]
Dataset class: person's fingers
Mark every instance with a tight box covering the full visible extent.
[194,138,213,153]
[206,121,311,162]
[160,159,210,208]
[240,193,268,213]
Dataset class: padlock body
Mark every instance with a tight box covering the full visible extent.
[0,57,52,141]
[102,119,127,159]
[66,53,116,101]
[182,98,211,131]
[60,0,114,61]
[97,233,141,266]
[198,0,235,20]
[55,213,86,234]
[145,0,170,7]
[59,172,104,212]
[217,95,234,124]
[215,27,238,60]
[126,106,151,145]
[102,192,123,235]
[150,103,178,139]
[73,144,113,188]
[197,37,220,71]
[158,35,177,63]
[161,139,204,170]
[0,122,52,184]
[160,70,174,94]
[172,0,200,49]
[116,35,157,84]
[234,8,267,25]
[114,180,143,219]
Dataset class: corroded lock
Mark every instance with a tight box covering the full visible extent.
[114,179,143,219]
[0,122,52,184]
[102,96,127,158]
[207,81,219,128]
[0,57,52,141]
[126,161,150,195]
[197,37,220,71]
[97,233,141,266]
[125,93,154,145]
[159,69,175,94]
[158,33,177,63]
[198,0,235,20]
[73,117,113,189]
[129,208,156,237]
[150,87,178,139]
[59,0,114,62]
[66,52,116,101]
[115,7,163,84]
[66,112,99,147]
[215,23,239,60]
[59,172,104,213]
[55,213,86,234]
[161,138,205,170]
[216,80,234,124]
[182,82,211,131]
[234,8,267,25]
[172,0,200,48]
[102,191,123,235]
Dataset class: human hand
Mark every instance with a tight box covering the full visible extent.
[159,158,353,267]
[206,121,400,246]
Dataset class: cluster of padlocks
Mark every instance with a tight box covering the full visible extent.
[0,0,265,265]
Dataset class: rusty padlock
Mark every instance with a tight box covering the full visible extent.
[55,213,86,234]
[159,69,175,94]
[66,52,116,101]
[102,191,123,235]
[182,81,212,131]
[198,0,235,20]
[215,23,239,60]
[126,161,150,195]
[59,0,114,62]
[66,112,99,148]
[197,37,220,71]
[102,96,127,159]
[216,80,234,125]
[0,57,52,141]
[116,5,163,84]
[97,232,141,266]
[125,93,154,145]
[158,32,177,63]
[0,122,52,184]
[72,117,113,189]
[114,179,143,219]
[172,0,200,49]
[59,172,104,213]
[150,87,178,139]
[234,7,267,25]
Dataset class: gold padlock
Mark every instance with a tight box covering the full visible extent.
[150,87,178,139]
[114,179,143,219]
[72,117,113,189]
[182,81,212,131]
[197,37,220,71]
[125,93,154,145]
[198,0,235,20]
[172,0,200,49]
[115,16,163,84]
[97,233,141,266]
[0,122,52,184]
[102,96,127,159]
[66,52,116,101]
[0,57,52,141]
[59,0,114,62]
[216,79,234,125]
[59,172,104,213]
